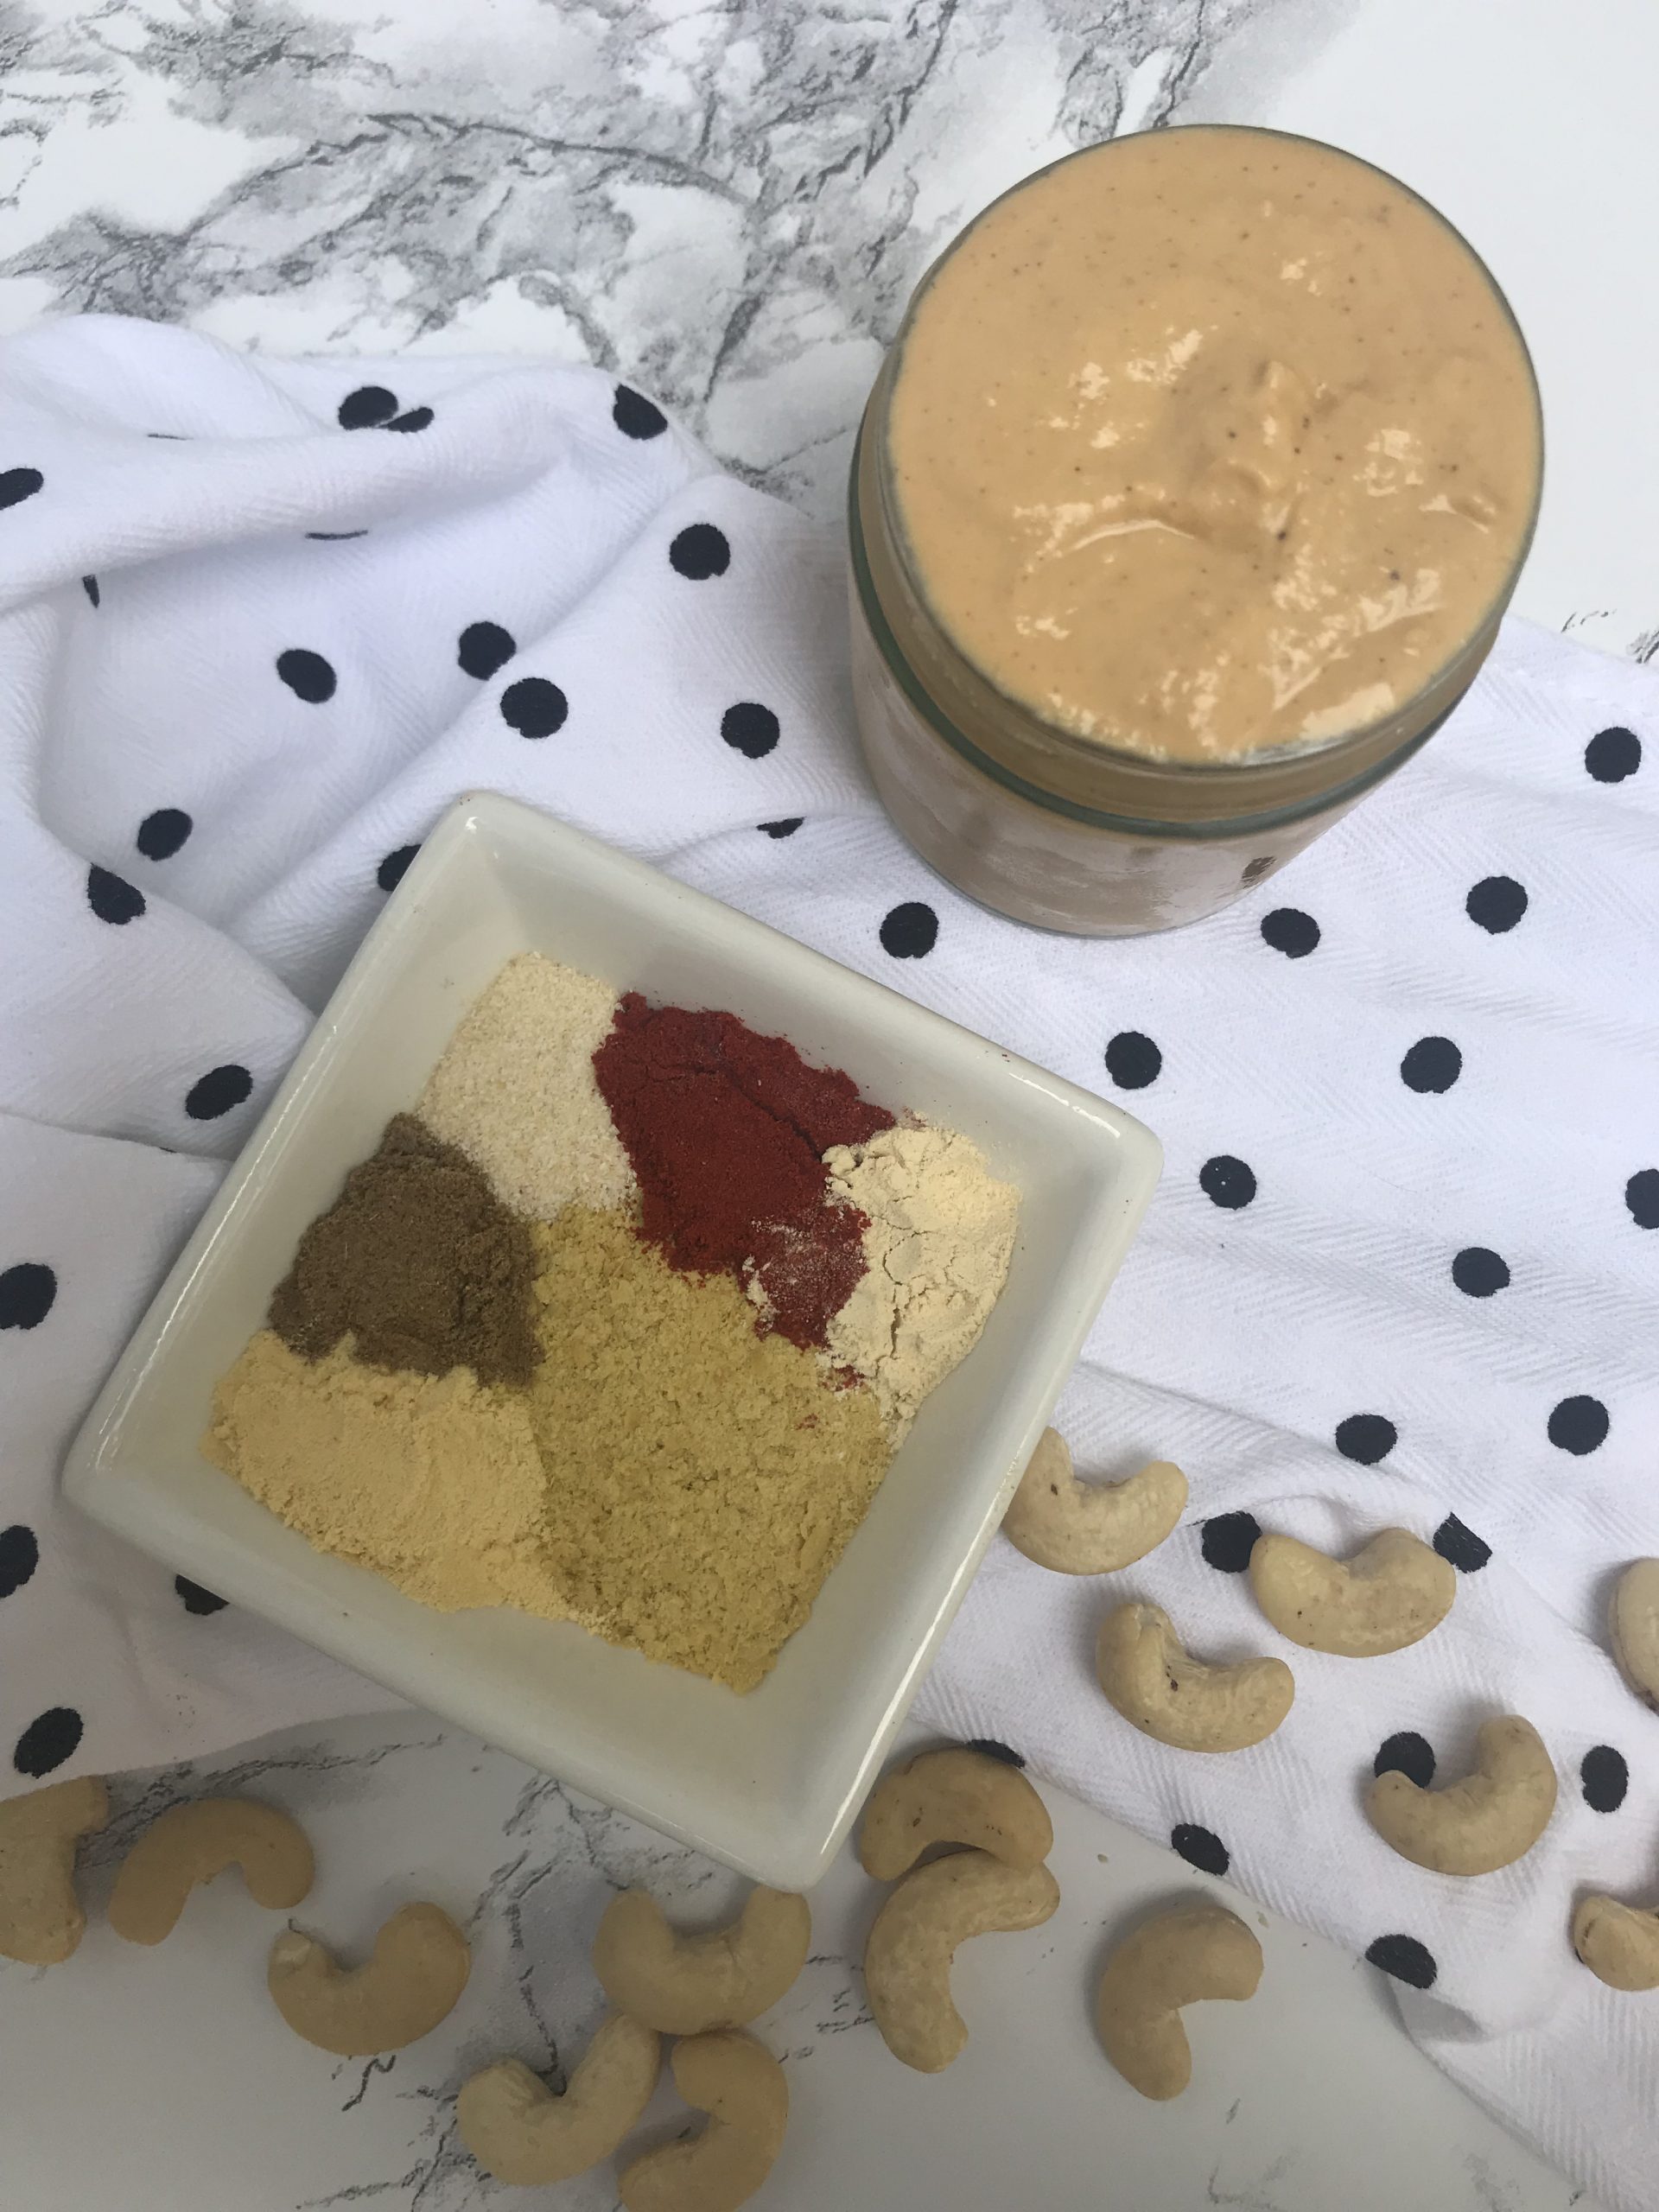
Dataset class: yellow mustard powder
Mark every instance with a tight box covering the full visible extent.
[204,1332,601,1628]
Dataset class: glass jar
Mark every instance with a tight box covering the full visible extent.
[849,130,1543,937]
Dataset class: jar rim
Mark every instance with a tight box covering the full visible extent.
[867,122,1544,791]
[849,436,1462,842]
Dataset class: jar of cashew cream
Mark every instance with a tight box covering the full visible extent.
[850,126,1542,934]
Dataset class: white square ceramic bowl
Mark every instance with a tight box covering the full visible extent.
[65,794,1160,1887]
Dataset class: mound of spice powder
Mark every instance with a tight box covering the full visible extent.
[592,995,894,1350]
[269,1115,537,1389]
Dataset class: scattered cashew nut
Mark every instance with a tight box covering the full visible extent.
[1572,1892,1659,1993]
[1096,1603,1294,1752]
[109,1796,314,1943]
[268,1901,470,2054]
[1096,1904,1263,2100]
[0,1777,109,1965]
[1003,1427,1187,1575]
[1610,1559,1659,1711]
[1367,1715,1557,1875]
[859,1745,1052,1881]
[618,2030,787,2212]
[863,1847,1061,2072]
[1249,1528,1457,1657]
[458,2013,661,2183]
[593,1885,810,2035]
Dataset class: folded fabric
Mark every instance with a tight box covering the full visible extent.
[0,316,1654,2211]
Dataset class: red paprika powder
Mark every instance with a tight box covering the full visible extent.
[592,995,894,1350]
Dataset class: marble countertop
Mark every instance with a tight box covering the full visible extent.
[3,1,1653,2205]
[1,1713,1592,2212]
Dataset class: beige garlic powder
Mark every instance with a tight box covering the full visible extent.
[823,1125,1019,1431]
[418,951,634,1218]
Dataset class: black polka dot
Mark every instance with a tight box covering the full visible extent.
[1401,1037,1462,1093]
[1171,1822,1230,1877]
[14,1706,82,1778]
[879,901,938,959]
[276,648,337,703]
[669,523,730,580]
[1627,1170,1659,1230]
[613,385,668,439]
[137,808,193,861]
[1199,1155,1255,1210]
[86,864,146,925]
[1586,726,1642,784]
[337,385,398,429]
[1241,855,1276,886]
[1335,1414,1396,1465]
[185,1064,254,1122]
[175,1575,228,1617]
[1200,1511,1262,1573]
[81,575,99,608]
[1452,1247,1510,1298]
[1259,906,1320,957]
[0,467,44,510]
[1365,1933,1437,1990]
[758,818,803,839]
[1465,876,1528,933]
[1580,1745,1628,1814]
[1104,1031,1162,1090]
[0,1525,39,1599]
[387,406,433,434]
[0,1262,56,1331]
[1373,1732,1436,1788]
[377,844,419,894]
[963,1738,1025,1768]
[499,677,568,740]
[1433,1514,1491,1573]
[458,621,517,680]
[1548,1395,1609,1455]
[721,702,780,760]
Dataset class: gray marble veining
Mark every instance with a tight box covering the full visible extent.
[68,1719,874,2212]
[10,1707,1583,2212]
[0,0,1312,509]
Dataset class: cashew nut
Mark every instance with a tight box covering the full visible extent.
[1096,1603,1294,1752]
[0,1777,109,1965]
[1249,1528,1457,1657]
[1572,1892,1659,1993]
[863,1848,1061,2072]
[1003,1427,1187,1575]
[1367,1715,1557,1875]
[858,1746,1053,1881]
[109,1796,314,1943]
[268,1901,470,2054]
[593,1885,810,2035]
[458,2013,661,2183]
[1610,1559,1659,1711]
[1096,1904,1263,2100]
[618,2031,786,2212]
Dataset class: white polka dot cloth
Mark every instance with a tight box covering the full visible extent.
[2,316,1656,2210]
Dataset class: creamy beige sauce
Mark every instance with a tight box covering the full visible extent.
[887,129,1541,761]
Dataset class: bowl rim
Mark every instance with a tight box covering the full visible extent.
[64,792,1162,1885]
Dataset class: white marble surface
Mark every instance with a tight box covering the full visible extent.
[3,0,1653,2205]
[0,1713,1591,2212]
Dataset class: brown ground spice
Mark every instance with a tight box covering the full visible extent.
[269,1115,537,1389]
[526,1207,891,1692]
